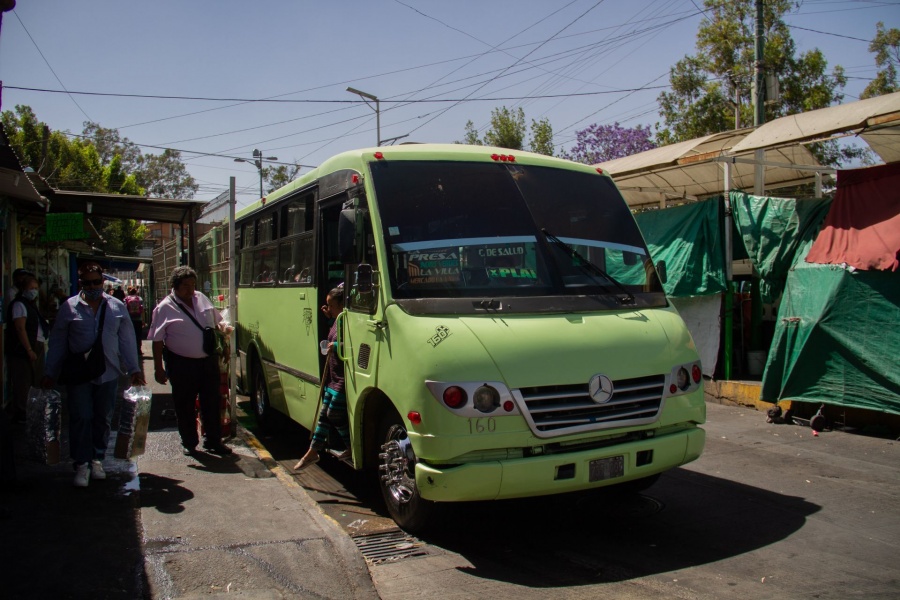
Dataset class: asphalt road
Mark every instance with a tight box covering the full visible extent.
[249,400,900,599]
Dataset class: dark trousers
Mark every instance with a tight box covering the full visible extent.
[131,319,143,354]
[165,351,221,449]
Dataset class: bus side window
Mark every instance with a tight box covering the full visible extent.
[239,251,254,285]
[278,233,314,283]
[253,247,277,283]
[281,196,313,237]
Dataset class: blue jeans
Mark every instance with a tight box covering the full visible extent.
[66,379,118,466]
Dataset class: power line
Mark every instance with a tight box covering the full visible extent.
[404,0,612,138]
[11,11,93,122]
[788,24,872,43]
[5,84,669,103]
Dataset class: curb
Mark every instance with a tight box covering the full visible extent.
[233,423,380,599]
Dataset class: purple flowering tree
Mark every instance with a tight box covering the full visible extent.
[561,122,656,165]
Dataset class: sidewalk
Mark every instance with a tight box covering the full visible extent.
[0,349,378,599]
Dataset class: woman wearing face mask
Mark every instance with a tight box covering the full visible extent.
[42,262,145,488]
[4,274,49,422]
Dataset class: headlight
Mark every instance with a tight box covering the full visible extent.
[676,367,690,390]
[473,385,500,413]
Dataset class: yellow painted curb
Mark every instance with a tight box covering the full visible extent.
[236,424,301,489]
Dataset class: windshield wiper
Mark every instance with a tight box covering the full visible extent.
[541,228,636,305]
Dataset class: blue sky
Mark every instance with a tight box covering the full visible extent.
[1,0,896,209]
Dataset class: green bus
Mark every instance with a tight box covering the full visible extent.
[235,143,705,532]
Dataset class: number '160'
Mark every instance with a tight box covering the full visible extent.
[468,417,496,433]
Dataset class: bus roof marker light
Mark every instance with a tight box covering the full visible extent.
[374,151,384,160]
[408,411,422,425]
[596,168,604,174]
[351,174,359,184]
[490,154,500,161]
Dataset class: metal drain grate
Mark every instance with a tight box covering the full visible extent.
[352,530,429,564]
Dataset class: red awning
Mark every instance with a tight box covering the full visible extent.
[806,162,900,271]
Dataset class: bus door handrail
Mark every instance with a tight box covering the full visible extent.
[335,310,348,362]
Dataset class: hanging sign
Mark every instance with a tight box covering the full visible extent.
[42,213,87,241]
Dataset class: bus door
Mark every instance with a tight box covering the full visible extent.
[325,194,383,429]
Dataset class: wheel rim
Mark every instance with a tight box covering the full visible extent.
[380,424,417,505]
[254,369,267,417]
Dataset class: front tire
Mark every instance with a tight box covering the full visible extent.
[377,409,435,533]
[252,361,276,433]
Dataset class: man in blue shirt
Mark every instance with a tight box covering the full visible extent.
[43,262,145,488]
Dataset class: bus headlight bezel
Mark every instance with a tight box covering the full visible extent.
[426,380,519,417]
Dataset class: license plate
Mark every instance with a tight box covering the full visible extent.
[589,456,624,482]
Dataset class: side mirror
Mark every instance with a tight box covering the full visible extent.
[356,264,373,294]
[656,260,667,284]
[338,209,356,263]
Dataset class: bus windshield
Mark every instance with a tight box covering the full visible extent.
[370,160,663,300]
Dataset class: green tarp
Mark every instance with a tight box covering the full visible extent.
[634,199,726,297]
[761,262,900,415]
[730,192,832,304]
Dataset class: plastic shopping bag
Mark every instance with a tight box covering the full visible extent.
[114,385,152,459]
[26,387,62,465]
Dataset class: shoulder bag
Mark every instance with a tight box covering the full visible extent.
[171,295,222,356]
[58,301,108,385]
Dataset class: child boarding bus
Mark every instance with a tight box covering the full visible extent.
[235,143,705,532]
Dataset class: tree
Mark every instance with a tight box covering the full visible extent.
[2,105,77,183]
[656,0,863,167]
[561,123,656,164]
[861,22,899,99]
[1,105,187,253]
[483,106,526,150]
[135,149,198,198]
[657,0,846,134]
[460,107,554,155]
[530,118,554,157]
[83,121,142,173]
[461,120,482,146]
[265,163,303,194]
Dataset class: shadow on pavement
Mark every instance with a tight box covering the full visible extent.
[0,415,149,599]
[138,472,193,515]
[419,468,821,587]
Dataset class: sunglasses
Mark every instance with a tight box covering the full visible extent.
[81,278,104,287]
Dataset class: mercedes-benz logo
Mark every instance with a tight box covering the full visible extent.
[588,374,614,404]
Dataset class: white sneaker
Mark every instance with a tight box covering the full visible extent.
[91,460,106,480]
[73,463,90,488]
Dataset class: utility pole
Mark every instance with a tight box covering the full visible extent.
[754,0,766,129]
[234,149,277,200]
[748,0,766,360]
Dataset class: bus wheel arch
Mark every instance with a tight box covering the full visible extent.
[361,389,391,472]
[375,404,436,533]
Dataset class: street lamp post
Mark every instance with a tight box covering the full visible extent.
[234,149,278,199]
[347,86,380,146]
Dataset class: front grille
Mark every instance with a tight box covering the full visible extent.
[516,374,665,438]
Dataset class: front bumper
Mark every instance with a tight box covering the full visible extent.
[416,426,705,502]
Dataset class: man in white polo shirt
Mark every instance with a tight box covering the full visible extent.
[148,266,232,456]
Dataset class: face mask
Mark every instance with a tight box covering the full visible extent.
[23,289,39,301]
[82,288,104,301]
